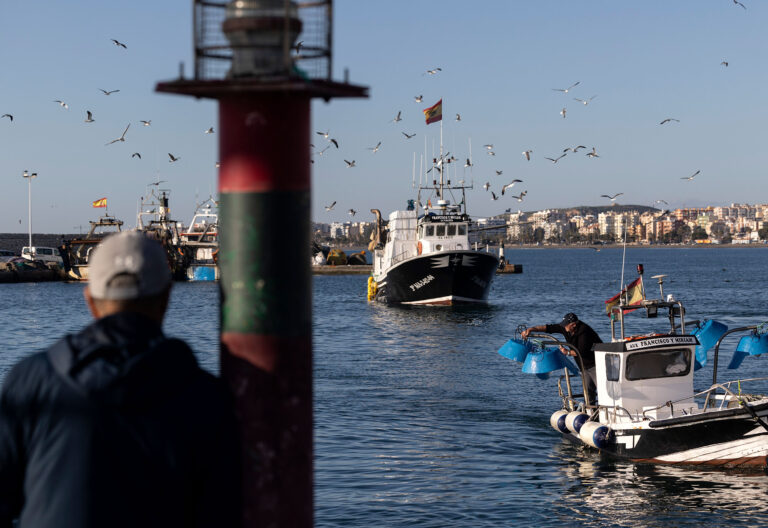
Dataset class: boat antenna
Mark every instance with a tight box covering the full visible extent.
[439,109,444,200]
[619,214,627,301]
[412,151,416,189]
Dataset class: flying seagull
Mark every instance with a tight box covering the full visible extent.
[140,120,151,126]
[414,95,423,103]
[721,61,729,67]
[111,39,127,49]
[483,144,494,150]
[501,180,523,195]
[99,89,120,96]
[465,158,473,167]
[522,150,532,161]
[511,192,526,202]
[2,114,13,121]
[294,40,303,54]
[84,110,94,123]
[586,147,599,158]
[329,138,339,148]
[483,182,490,191]
[131,152,141,159]
[168,153,180,162]
[425,68,442,75]
[325,201,336,211]
[105,123,130,145]
[733,0,746,9]
[601,193,623,201]
[659,118,680,125]
[490,191,499,201]
[455,113,461,121]
[316,130,329,139]
[316,145,330,156]
[205,127,214,134]
[368,141,382,153]
[545,153,567,164]
[392,110,402,123]
[487,150,496,156]
[344,159,356,168]
[402,132,415,139]
[655,199,668,205]
[348,209,357,216]
[54,100,69,109]
[495,170,503,176]
[574,95,597,105]
[552,81,580,93]
[681,170,699,181]
[148,180,167,187]
[564,145,587,153]
[560,107,567,119]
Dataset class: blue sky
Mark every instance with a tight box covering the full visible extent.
[1,1,765,232]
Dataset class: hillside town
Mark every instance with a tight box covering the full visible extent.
[314,203,768,246]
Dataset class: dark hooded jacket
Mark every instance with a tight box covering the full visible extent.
[0,312,239,528]
[545,320,602,370]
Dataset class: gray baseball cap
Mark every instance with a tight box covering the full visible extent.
[88,231,172,300]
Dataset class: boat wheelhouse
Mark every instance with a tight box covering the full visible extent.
[179,197,219,281]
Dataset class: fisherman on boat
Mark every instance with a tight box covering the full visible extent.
[522,313,602,403]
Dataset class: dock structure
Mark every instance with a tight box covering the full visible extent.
[156,2,367,526]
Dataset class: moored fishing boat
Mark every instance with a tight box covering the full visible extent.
[499,270,768,470]
[179,197,218,281]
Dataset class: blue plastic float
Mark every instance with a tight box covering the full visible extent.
[497,338,533,362]
[689,319,728,370]
[522,347,579,380]
[728,333,768,369]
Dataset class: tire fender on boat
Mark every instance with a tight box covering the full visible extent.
[565,411,589,434]
[578,421,615,449]
[550,410,569,434]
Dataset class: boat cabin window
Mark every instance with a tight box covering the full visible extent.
[625,348,691,381]
[38,248,53,256]
[436,225,445,236]
[447,225,456,236]
[605,354,621,381]
[458,224,467,235]
[426,225,435,237]
[22,248,31,256]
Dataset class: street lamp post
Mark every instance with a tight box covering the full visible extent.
[22,170,37,248]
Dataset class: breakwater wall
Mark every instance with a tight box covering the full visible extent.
[0,233,79,255]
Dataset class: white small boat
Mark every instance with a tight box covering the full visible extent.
[500,272,768,470]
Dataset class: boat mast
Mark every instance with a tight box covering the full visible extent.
[439,116,444,201]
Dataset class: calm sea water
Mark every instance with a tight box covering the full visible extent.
[2,247,768,527]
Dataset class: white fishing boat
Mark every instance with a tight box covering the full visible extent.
[179,197,218,281]
[500,271,768,470]
[369,141,499,305]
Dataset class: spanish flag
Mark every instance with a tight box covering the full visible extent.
[92,197,107,208]
[423,99,442,125]
[605,276,645,316]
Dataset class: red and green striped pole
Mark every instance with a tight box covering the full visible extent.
[218,94,312,526]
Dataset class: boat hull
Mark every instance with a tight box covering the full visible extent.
[564,404,768,470]
[378,251,498,305]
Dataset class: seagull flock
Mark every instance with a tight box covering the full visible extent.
[1,38,217,183]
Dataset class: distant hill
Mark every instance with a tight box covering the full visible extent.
[496,204,662,217]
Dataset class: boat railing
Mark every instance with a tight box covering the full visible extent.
[390,249,414,266]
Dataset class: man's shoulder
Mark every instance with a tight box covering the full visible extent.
[1,350,56,399]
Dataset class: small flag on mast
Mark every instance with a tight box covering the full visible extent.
[605,276,645,316]
[92,197,107,208]
[423,99,442,125]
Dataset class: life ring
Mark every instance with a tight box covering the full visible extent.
[417,241,423,255]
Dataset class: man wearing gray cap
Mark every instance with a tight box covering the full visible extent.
[522,313,602,404]
[0,231,239,527]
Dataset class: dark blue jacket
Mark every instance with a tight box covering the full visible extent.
[0,312,240,527]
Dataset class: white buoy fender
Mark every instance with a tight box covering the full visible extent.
[550,410,569,433]
[579,421,615,449]
[565,411,589,434]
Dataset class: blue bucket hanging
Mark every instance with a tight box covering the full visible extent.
[728,333,768,369]
[497,338,534,362]
[522,347,579,380]
[690,319,728,370]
